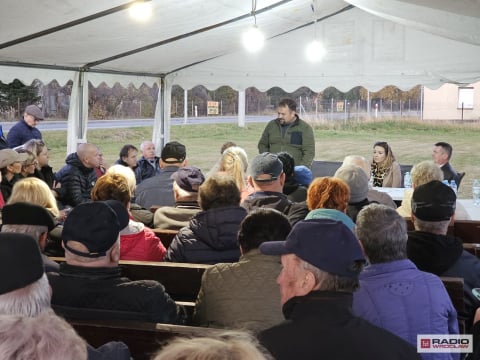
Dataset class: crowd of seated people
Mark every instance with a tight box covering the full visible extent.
[1,132,479,359]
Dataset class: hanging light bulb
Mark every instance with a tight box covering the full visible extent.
[242,25,265,53]
[242,0,264,53]
[129,1,153,22]
[306,40,326,62]
[306,1,326,62]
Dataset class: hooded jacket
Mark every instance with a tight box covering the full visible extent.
[259,291,420,360]
[408,230,480,327]
[353,259,459,360]
[55,153,97,207]
[241,191,308,226]
[119,220,166,261]
[164,206,246,264]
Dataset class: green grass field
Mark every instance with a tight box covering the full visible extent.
[42,119,480,199]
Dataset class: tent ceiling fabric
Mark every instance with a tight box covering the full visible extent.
[0,0,479,90]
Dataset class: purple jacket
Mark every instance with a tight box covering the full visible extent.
[353,259,459,360]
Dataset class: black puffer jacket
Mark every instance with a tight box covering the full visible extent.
[165,206,247,264]
[55,153,96,207]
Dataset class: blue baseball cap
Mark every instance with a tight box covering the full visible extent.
[259,219,365,278]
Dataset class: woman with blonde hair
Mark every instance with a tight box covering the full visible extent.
[154,331,271,360]
[23,139,55,189]
[8,177,60,219]
[305,177,355,231]
[106,164,154,227]
[371,141,401,187]
[216,146,253,201]
[8,177,64,256]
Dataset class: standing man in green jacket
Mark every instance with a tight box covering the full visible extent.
[258,98,315,167]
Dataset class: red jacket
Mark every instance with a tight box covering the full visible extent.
[120,220,166,261]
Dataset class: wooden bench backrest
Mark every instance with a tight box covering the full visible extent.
[69,319,224,360]
[152,228,178,249]
[440,276,465,333]
[50,258,211,302]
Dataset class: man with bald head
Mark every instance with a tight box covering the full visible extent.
[55,143,100,207]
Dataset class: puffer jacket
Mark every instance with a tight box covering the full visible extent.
[165,206,247,264]
[55,153,97,207]
[119,220,166,261]
[194,249,283,332]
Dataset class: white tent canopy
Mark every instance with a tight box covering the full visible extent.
[1,0,479,152]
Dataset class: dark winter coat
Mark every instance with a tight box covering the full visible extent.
[259,291,421,360]
[165,206,247,264]
[7,118,42,148]
[241,191,308,226]
[408,230,480,329]
[54,153,97,207]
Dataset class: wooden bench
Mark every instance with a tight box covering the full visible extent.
[440,276,466,333]
[68,318,224,360]
[50,258,210,302]
[152,228,178,249]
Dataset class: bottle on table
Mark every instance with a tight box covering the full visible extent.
[403,172,412,189]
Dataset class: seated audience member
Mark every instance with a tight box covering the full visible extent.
[354,204,458,359]
[165,174,247,264]
[2,202,58,272]
[0,311,88,360]
[153,331,271,360]
[7,104,43,148]
[277,151,307,202]
[23,139,55,189]
[115,144,138,169]
[8,177,64,256]
[258,219,420,360]
[135,141,187,209]
[305,176,355,231]
[342,155,396,208]
[94,147,107,178]
[432,142,459,183]
[371,141,402,187]
[154,166,205,230]
[0,148,28,202]
[293,165,312,187]
[47,201,184,324]
[15,148,37,178]
[106,164,154,227]
[134,140,160,184]
[407,180,480,331]
[220,141,237,154]
[212,146,253,201]
[91,172,166,261]
[241,152,308,226]
[54,143,100,207]
[0,232,131,359]
[397,160,443,218]
[194,208,291,332]
[334,165,373,222]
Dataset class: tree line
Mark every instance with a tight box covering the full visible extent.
[0,79,421,120]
